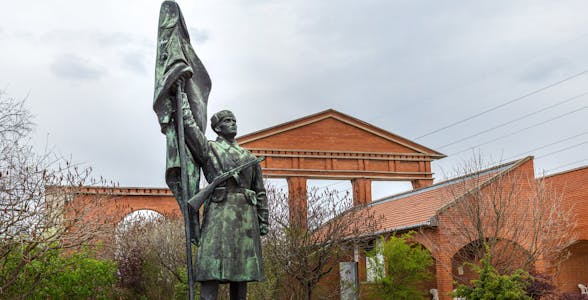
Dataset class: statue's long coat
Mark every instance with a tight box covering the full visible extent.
[184,123,268,282]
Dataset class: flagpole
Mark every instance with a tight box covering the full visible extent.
[176,81,195,300]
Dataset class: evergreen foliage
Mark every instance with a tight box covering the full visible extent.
[454,245,532,300]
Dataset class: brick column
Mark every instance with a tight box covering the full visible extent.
[435,253,454,300]
[287,177,307,228]
[352,178,372,206]
[411,178,433,189]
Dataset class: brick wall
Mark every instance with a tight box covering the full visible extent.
[556,241,588,294]
[67,188,181,257]
[545,166,588,294]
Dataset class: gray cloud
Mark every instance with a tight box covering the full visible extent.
[3,0,586,189]
[188,27,209,44]
[41,30,87,45]
[121,52,148,74]
[40,30,152,49]
[95,32,153,49]
[50,54,105,81]
[520,58,572,83]
[95,32,135,46]
[4,29,36,41]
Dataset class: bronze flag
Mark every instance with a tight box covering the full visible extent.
[153,0,211,237]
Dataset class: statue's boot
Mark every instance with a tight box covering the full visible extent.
[200,281,219,300]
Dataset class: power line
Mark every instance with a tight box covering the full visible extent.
[414,70,588,140]
[448,104,588,156]
[435,91,588,149]
[316,180,349,189]
[503,130,588,161]
[536,140,588,159]
[546,158,588,173]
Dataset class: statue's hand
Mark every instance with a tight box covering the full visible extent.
[175,77,185,90]
[174,72,191,90]
[178,88,196,127]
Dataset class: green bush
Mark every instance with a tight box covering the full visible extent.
[1,246,118,299]
[366,232,434,300]
[454,245,532,300]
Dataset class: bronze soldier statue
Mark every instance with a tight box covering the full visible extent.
[153,2,267,299]
[182,102,268,300]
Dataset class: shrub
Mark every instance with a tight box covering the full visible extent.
[454,245,531,300]
[524,271,555,299]
[1,246,117,299]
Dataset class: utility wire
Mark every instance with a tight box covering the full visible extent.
[546,158,588,173]
[435,91,588,149]
[448,104,588,156]
[414,70,588,140]
[536,140,588,159]
[503,130,588,161]
[317,180,349,189]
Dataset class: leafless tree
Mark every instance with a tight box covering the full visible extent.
[0,91,114,297]
[115,213,188,298]
[263,186,382,300]
[0,91,33,143]
[432,155,575,284]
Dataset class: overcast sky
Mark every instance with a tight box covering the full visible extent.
[2,0,587,197]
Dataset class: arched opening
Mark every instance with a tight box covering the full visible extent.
[556,240,588,294]
[360,235,437,296]
[452,239,531,286]
[114,209,185,298]
[114,209,167,264]
[117,209,166,230]
[415,243,437,294]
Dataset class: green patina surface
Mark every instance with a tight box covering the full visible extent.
[153,0,267,285]
[182,120,268,282]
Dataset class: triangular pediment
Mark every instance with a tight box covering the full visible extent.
[238,109,444,157]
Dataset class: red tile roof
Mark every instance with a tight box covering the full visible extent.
[367,158,528,234]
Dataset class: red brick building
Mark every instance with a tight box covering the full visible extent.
[352,156,582,299]
[544,166,588,294]
[77,110,587,299]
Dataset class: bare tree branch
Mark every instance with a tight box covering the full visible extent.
[422,156,575,287]
[263,186,382,300]
[0,91,115,297]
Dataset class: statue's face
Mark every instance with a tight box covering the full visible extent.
[215,116,237,138]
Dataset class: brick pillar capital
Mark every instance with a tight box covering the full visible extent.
[412,179,434,189]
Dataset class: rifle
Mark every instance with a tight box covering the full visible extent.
[188,156,265,211]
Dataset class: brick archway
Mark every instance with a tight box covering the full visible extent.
[556,240,588,294]
[450,238,533,286]
[71,187,181,254]
[75,187,180,225]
